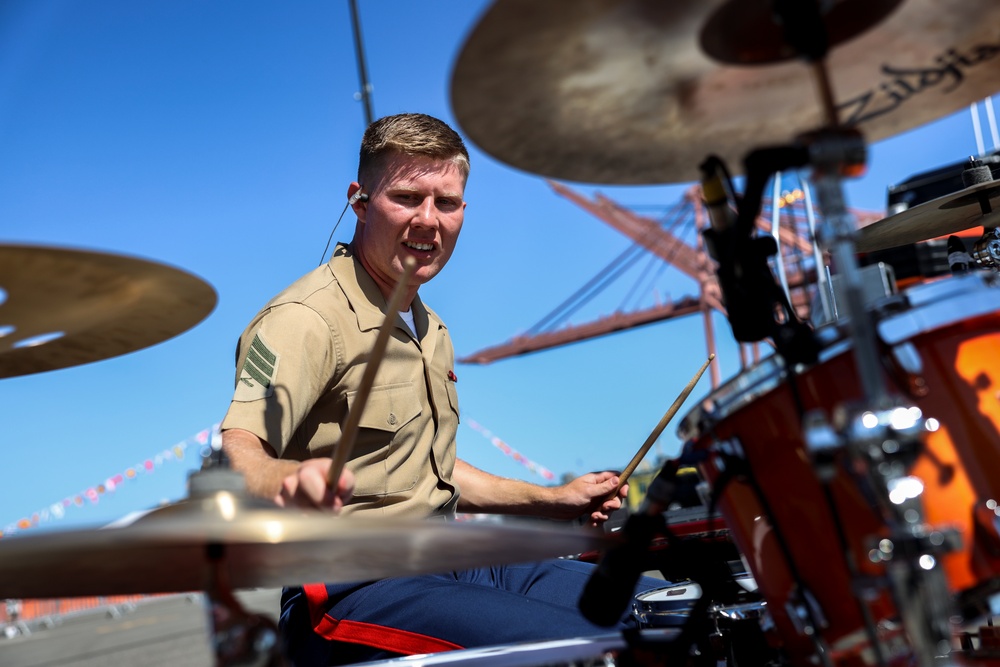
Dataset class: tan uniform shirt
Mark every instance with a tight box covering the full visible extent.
[221,243,460,518]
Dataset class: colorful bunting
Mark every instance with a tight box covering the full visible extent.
[464,418,556,481]
[1,423,221,539]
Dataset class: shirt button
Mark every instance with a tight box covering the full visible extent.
[388,413,397,426]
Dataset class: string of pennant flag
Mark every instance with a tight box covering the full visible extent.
[464,418,556,481]
[0,424,221,539]
[2,418,558,538]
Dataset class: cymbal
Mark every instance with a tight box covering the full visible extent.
[0,245,216,378]
[700,0,903,65]
[451,0,1000,184]
[856,180,1000,252]
[0,482,614,599]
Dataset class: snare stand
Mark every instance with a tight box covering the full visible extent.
[190,463,289,667]
[786,14,960,667]
[712,2,963,665]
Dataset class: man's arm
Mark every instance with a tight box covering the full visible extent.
[222,428,353,511]
[453,458,625,526]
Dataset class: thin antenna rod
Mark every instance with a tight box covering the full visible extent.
[985,96,1000,152]
[971,102,986,157]
[348,0,374,126]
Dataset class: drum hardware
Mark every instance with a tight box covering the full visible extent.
[699,0,966,662]
[945,238,978,268]
[943,158,999,270]
[875,273,1000,345]
[971,228,1000,269]
[956,505,1000,621]
[632,577,778,667]
[193,468,287,667]
[682,271,1000,667]
[806,400,959,663]
[698,436,841,666]
[455,0,1000,663]
[583,459,757,665]
[701,145,821,368]
[810,262,897,328]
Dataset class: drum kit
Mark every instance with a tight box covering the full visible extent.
[3,1,1000,666]
[450,0,1000,667]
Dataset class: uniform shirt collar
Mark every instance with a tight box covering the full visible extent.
[329,242,444,340]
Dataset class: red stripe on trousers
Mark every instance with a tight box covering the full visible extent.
[302,583,463,655]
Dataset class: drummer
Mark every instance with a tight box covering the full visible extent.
[220,113,661,666]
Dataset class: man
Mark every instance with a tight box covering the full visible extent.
[221,113,657,666]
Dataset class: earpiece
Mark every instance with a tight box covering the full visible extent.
[348,190,368,205]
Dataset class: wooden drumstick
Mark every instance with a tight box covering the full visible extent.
[612,354,715,494]
[327,256,418,488]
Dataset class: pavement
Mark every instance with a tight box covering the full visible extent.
[0,588,282,667]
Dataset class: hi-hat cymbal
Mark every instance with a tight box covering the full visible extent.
[856,180,1000,252]
[451,0,1000,185]
[0,481,613,599]
[0,245,216,378]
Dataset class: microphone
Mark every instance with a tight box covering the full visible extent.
[578,461,678,626]
[699,156,736,262]
[948,235,972,274]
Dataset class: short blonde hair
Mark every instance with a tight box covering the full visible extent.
[358,113,470,186]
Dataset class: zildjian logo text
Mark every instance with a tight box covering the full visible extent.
[838,42,1000,127]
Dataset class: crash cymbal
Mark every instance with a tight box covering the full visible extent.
[0,472,614,598]
[856,180,1000,252]
[0,245,216,378]
[451,0,1000,184]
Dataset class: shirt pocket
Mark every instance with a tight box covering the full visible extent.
[346,382,423,496]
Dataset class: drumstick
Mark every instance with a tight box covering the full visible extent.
[327,256,417,489]
[612,354,715,494]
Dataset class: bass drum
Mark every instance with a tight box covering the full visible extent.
[633,575,777,667]
[631,575,762,629]
[678,272,1000,666]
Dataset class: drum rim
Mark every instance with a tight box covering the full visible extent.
[678,272,1000,442]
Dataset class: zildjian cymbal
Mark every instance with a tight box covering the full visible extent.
[856,179,1000,252]
[450,0,1000,184]
[0,470,615,598]
[0,244,216,378]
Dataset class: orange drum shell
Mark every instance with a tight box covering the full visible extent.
[688,279,1000,665]
[693,347,900,665]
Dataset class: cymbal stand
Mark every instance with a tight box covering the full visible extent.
[190,463,289,667]
[778,3,959,664]
[204,543,287,667]
[962,157,1000,270]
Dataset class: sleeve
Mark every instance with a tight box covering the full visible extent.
[220,303,337,457]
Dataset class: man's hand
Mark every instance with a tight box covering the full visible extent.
[557,471,627,527]
[275,458,355,512]
[454,460,628,526]
[222,428,354,513]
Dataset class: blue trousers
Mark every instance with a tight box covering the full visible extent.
[280,559,665,666]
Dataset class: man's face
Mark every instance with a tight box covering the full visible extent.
[355,153,467,296]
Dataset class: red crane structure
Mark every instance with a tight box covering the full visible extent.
[459,179,882,389]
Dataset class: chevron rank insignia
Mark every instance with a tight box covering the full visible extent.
[234,332,278,401]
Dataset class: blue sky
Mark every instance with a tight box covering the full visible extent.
[1,1,997,535]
